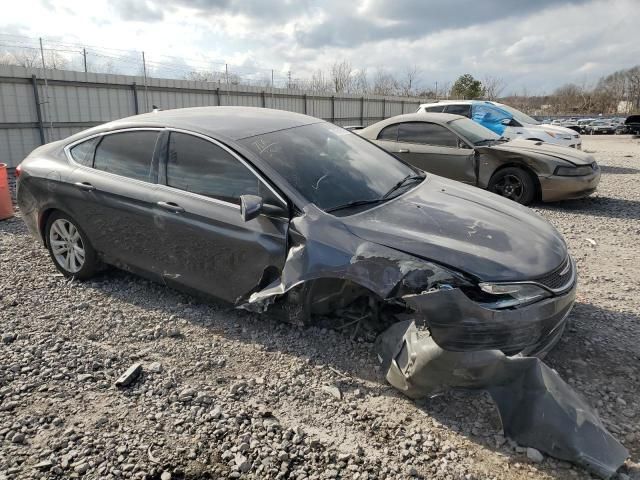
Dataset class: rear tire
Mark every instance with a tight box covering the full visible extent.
[45,211,98,280]
[488,167,536,205]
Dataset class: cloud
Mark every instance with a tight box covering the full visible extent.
[110,0,165,21]
[3,0,640,95]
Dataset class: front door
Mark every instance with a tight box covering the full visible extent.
[385,122,476,184]
[152,131,289,303]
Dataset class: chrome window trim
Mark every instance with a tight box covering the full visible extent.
[62,127,288,209]
[63,128,164,188]
[165,128,288,207]
[153,183,240,211]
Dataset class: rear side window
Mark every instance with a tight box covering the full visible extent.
[94,131,159,182]
[444,104,471,117]
[397,122,458,147]
[377,124,398,141]
[166,132,259,204]
[423,105,446,112]
[69,137,100,167]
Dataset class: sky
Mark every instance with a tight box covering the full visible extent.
[1,0,639,94]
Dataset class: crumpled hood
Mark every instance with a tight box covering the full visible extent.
[342,175,567,282]
[489,139,595,166]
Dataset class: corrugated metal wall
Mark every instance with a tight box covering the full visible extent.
[0,65,431,167]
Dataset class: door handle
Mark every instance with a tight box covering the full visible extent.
[157,201,185,213]
[398,148,410,153]
[74,182,95,192]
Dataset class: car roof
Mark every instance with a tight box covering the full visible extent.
[71,106,323,142]
[384,112,463,123]
[359,112,465,138]
[419,100,498,108]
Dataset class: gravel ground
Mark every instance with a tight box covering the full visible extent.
[1,135,639,480]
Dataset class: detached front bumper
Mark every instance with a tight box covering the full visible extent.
[539,167,601,202]
[403,281,576,356]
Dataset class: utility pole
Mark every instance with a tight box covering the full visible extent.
[82,48,87,73]
[141,51,149,112]
[287,70,291,89]
[271,69,274,88]
[435,81,438,100]
[225,64,229,85]
[38,37,52,141]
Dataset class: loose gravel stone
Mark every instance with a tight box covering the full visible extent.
[527,447,544,463]
[0,136,638,479]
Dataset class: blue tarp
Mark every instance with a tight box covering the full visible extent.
[472,104,512,136]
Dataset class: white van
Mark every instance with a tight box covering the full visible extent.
[417,100,582,149]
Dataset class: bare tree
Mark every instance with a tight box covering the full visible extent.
[482,75,506,100]
[350,68,369,95]
[9,50,41,68]
[309,69,331,93]
[399,65,421,96]
[372,68,398,95]
[330,60,353,93]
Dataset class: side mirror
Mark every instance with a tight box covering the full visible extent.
[240,195,263,222]
[500,118,512,126]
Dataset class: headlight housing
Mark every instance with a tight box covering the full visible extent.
[554,165,593,176]
[544,130,572,140]
[476,282,551,309]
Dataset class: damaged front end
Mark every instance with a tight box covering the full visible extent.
[240,204,628,478]
[376,321,628,479]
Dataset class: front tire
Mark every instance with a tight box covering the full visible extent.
[45,212,98,280]
[488,167,536,205]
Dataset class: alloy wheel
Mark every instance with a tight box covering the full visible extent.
[494,174,524,201]
[49,218,85,273]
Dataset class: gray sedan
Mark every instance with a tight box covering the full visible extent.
[358,113,600,205]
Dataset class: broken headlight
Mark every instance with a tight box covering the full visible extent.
[476,282,551,309]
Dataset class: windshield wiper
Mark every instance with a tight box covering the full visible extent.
[381,174,425,199]
[474,139,498,145]
[325,198,390,213]
[326,174,425,213]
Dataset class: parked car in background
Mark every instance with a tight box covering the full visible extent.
[584,120,616,135]
[358,113,600,205]
[576,118,595,133]
[16,106,577,357]
[417,100,582,149]
[622,114,640,135]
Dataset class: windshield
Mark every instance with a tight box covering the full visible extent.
[448,117,499,144]
[496,104,541,125]
[239,123,419,211]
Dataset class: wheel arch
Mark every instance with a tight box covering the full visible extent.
[488,161,542,202]
[39,207,72,247]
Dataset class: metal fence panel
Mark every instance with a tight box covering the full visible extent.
[0,65,431,167]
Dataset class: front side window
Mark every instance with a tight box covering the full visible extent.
[166,132,259,204]
[448,118,499,145]
[377,124,398,141]
[239,122,418,211]
[423,105,446,112]
[70,137,100,167]
[397,122,458,147]
[94,131,159,182]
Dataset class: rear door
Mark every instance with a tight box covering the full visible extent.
[388,122,476,183]
[153,130,289,303]
[66,129,165,276]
